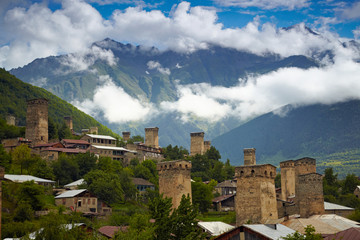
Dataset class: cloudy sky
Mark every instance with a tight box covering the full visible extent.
[1,0,360,124]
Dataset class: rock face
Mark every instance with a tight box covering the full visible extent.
[157,160,192,209]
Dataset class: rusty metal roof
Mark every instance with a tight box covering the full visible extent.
[323,227,360,240]
[212,194,235,203]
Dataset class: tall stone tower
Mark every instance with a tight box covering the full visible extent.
[280,160,296,200]
[25,98,48,145]
[157,160,192,209]
[234,164,278,225]
[190,132,205,156]
[6,115,15,126]
[296,173,324,218]
[244,148,256,165]
[280,157,316,200]
[64,116,73,131]
[122,132,131,142]
[145,127,159,148]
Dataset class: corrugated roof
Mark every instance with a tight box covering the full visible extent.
[4,174,55,183]
[42,147,87,153]
[132,178,155,186]
[98,226,121,238]
[216,180,237,188]
[323,227,360,240]
[55,189,87,199]
[62,139,90,145]
[243,224,296,240]
[282,214,360,235]
[198,221,235,236]
[325,201,355,210]
[91,145,130,151]
[212,194,235,203]
[86,134,116,140]
[64,179,85,187]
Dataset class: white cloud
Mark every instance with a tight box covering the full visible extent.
[161,58,360,121]
[213,0,310,10]
[30,77,47,87]
[354,26,360,40]
[73,75,154,123]
[147,60,171,75]
[340,1,360,20]
[1,1,352,69]
[59,45,117,73]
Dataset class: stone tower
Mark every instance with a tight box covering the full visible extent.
[6,115,15,126]
[157,160,192,209]
[122,132,131,142]
[280,157,316,200]
[89,126,98,135]
[280,160,296,200]
[234,164,278,225]
[25,98,48,145]
[244,148,256,165]
[190,132,205,156]
[64,116,73,131]
[296,173,324,218]
[145,127,159,148]
[204,141,211,152]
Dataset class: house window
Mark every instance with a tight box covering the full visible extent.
[62,199,66,205]
[92,199,95,205]
[78,201,82,207]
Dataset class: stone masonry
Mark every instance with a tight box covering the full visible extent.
[190,132,205,156]
[25,98,48,146]
[235,163,278,225]
[145,127,159,148]
[122,131,131,142]
[244,148,256,165]
[64,116,73,131]
[157,160,192,209]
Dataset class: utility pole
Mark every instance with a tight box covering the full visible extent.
[0,166,5,240]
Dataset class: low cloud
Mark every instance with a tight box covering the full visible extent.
[73,75,154,123]
[161,58,360,121]
[30,77,47,87]
[59,45,117,73]
[147,61,171,75]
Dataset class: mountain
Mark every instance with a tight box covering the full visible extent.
[9,39,319,148]
[212,100,360,177]
[0,68,117,137]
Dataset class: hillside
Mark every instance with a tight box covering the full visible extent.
[212,101,360,177]
[0,68,118,138]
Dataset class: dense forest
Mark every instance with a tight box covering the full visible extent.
[0,68,117,138]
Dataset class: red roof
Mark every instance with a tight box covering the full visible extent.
[324,227,360,240]
[33,142,63,148]
[62,139,90,145]
[98,226,123,238]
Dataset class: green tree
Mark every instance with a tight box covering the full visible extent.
[205,146,221,161]
[83,170,124,204]
[115,213,155,240]
[51,154,79,185]
[58,122,72,140]
[191,180,214,213]
[48,117,59,140]
[0,144,11,171]
[342,173,360,195]
[74,152,97,177]
[282,225,322,240]
[171,195,206,240]
[224,159,235,179]
[16,181,46,211]
[163,144,189,160]
[275,173,281,188]
[11,144,33,174]
[30,157,55,180]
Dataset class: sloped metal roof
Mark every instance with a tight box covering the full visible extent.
[243,224,296,240]
[86,134,116,140]
[325,201,355,210]
[64,179,85,187]
[4,174,55,183]
[198,221,235,236]
[55,189,87,199]
[91,145,129,151]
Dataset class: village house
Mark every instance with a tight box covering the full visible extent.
[4,174,55,187]
[132,177,155,193]
[55,189,111,215]
[215,180,237,196]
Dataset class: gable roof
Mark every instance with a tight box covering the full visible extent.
[55,189,87,199]
[323,227,360,240]
[4,174,55,184]
[91,145,129,151]
[98,226,121,238]
[62,139,91,145]
[198,221,235,236]
[212,194,235,203]
[216,180,237,188]
[64,179,85,188]
[243,224,296,240]
[325,201,355,211]
[132,178,155,186]
[86,134,116,140]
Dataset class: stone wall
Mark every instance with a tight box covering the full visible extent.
[122,131,131,142]
[25,98,48,146]
[280,160,296,200]
[296,173,324,218]
[243,148,256,165]
[190,132,204,156]
[234,164,278,225]
[64,116,73,131]
[145,127,159,148]
[157,160,192,209]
